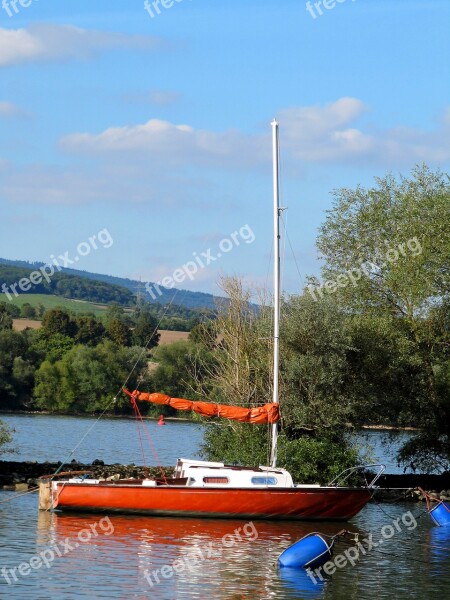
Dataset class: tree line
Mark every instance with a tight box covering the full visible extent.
[0,305,160,414]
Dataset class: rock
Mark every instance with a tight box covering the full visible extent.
[15,483,28,492]
[92,459,104,466]
[3,485,15,491]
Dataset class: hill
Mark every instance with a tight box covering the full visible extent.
[1,293,110,317]
[0,257,217,310]
[0,263,133,306]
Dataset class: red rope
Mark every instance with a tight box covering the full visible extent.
[131,396,149,478]
[125,390,168,484]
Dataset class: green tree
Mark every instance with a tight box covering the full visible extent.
[198,278,361,483]
[0,329,31,409]
[106,319,132,347]
[29,331,75,363]
[132,308,160,349]
[316,165,450,471]
[0,305,13,330]
[74,315,105,346]
[20,303,37,319]
[189,321,217,349]
[41,309,77,338]
[152,340,212,398]
[34,341,147,413]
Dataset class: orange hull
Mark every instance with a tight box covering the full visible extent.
[53,483,371,521]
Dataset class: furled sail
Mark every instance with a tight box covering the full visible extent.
[124,389,279,424]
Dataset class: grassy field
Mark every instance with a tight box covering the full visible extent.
[1,293,110,317]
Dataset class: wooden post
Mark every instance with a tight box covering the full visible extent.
[38,479,52,511]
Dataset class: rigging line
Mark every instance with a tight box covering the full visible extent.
[0,486,39,504]
[52,290,183,478]
[131,395,168,483]
[281,212,306,289]
[119,288,183,394]
[371,494,428,522]
[132,397,148,476]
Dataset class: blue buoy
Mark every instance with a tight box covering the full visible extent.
[430,501,450,527]
[278,532,334,569]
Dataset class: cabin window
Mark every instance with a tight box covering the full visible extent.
[203,477,229,484]
[251,476,278,485]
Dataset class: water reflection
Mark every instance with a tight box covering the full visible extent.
[29,512,371,599]
[2,494,450,598]
[429,525,450,575]
[279,567,327,598]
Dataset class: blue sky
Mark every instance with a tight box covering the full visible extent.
[1,0,449,296]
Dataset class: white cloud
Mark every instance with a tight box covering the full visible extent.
[2,99,449,208]
[0,24,164,68]
[278,98,450,165]
[0,101,29,118]
[60,118,266,168]
[60,98,450,169]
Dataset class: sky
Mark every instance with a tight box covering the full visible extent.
[0,0,449,298]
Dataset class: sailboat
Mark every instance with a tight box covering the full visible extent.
[39,121,384,520]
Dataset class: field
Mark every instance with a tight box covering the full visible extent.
[158,330,190,345]
[1,293,109,317]
[12,319,42,331]
[11,317,189,347]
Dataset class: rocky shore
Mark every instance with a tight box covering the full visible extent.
[1,461,449,503]
[0,460,174,491]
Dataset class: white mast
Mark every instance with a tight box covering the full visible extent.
[270,119,280,468]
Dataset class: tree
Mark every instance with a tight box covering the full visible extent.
[189,321,217,350]
[198,277,362,483]
[316,165,450,471]
[106,319,132,347]
[0,329,31,409]
[29,331,75,364]
[132,307,160,349]
[151,340,212,398]
[0,305,13,330]
[33,341,147,413]
[20,303,37,319]
[41,309,77,338]
[74,315,105,346]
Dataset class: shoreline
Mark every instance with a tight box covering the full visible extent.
[1,411,418,430]
[0,410,194,423]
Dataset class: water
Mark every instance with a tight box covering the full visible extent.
[0,414,203,466]
[1,414,410,472]
[1,414,449,598]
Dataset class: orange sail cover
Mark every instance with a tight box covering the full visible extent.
[125,390,279,424]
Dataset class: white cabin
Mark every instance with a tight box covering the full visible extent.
[173,458,294,488]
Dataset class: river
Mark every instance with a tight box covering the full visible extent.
[1,414,449,599]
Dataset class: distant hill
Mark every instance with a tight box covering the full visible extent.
[0,257,218,310]
[0,263,133,306]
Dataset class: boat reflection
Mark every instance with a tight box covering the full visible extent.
[36,512,367,597]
